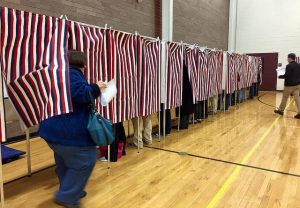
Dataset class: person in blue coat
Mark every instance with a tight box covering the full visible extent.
[39,50,106,208]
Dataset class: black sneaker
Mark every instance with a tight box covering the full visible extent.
[80,191,87,198]
[55,200,81,208]
[274,110,284,115]
[294,114,300,119]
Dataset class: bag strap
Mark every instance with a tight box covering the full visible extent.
[89,91,111,145]
[88,91,96,110]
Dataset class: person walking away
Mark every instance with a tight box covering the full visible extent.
[274,53,300,119]
[39,50,107,208]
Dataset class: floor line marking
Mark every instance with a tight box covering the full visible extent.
[206,100,293,208]
[144,146,300,178]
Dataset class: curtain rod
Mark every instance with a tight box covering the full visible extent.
[60,14,160,41]
[60,14,225,54]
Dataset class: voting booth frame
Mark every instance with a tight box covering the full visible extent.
[0,16,255,208]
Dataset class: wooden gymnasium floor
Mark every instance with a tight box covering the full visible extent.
[3,91,300,208]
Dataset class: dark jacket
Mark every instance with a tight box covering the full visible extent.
[178,62,194,115]
[279,61,300,86]
[38,66,101,146]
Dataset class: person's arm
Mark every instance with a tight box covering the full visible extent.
[70,71,101,104]
[279,64,291,79]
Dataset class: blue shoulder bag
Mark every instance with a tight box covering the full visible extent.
[87,92,114,146]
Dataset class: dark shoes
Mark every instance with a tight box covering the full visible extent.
[274,110,284,115]
[80,191,87,198]
[55,200,81,208]
[54,191,86,208]
[294,114,300,119]
[274,110,300,119]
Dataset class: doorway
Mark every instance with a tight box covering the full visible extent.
[248,52,278,91]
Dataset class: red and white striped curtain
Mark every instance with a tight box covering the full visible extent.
[207,50,223,97]
[240,55,249,88]
[197,49,209,101]
[107,29,139,122]
[215,51,224,94]
[137,36,161,116]
[226,53,238,94]
[165,42,183,109]
[246,56,254,87]
[0,73,4,142]
[68,23,140,123]
[67,21,116,121]
[207,50,218,97]
[0,7,72,130]
[236,54,244,90]
[185,46,199,104]
[258,57,263,85]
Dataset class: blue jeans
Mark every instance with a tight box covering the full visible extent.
[47,143,97,204]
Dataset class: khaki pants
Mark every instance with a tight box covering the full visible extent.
[279,85,300,113]
[132,116,152,146]
[209,95,218,113]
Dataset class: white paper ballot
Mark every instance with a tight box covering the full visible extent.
[276,67,286,76]
[100,79,117,106]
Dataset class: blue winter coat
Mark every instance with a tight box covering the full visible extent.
[38,66,101,146]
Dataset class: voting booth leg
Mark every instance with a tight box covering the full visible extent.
[107,145,111,172]
[137,117,140,153]
[163,109,166,139]
[204,100,206,121]
[26,129,31,176]
[0,71,5,207]
[223,93,226,113]
[127,120,130,137]
[178,107,181,132]
[158,111,161,142]
[193,113,195,125]
[0,145,4,208]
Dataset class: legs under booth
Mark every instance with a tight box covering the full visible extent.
[132,116,152,148]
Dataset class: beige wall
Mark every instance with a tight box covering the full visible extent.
[173,0,229,50]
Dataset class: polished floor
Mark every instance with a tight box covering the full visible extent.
[3,92,300,208]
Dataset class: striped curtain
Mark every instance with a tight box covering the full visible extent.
[215,51,224,94]
[296,57,300,64]
[246,56,254,87]
[0,73,4,142]
[69,22,139,123]
[68,21,115,120]
[240,55,249,88]
[226,53,238,94]
[0,7,72,128]
[197,49,209,101]
[257,57,263,85]
[108,29,139,122]
[207,49,217,98]
[165,42,183,109]
[185,46,199,104]
[207,50,223,97]
[137,36,161,116]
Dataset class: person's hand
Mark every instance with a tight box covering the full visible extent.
[97,81,107,90]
